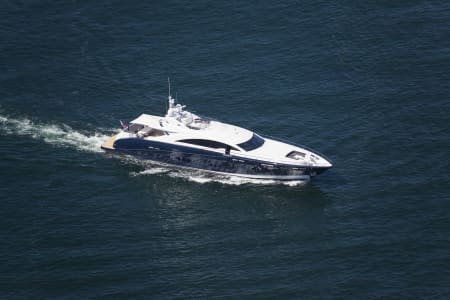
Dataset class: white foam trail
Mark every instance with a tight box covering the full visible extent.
[131,162,309,186]
[175,173,309,186]
[0,114,113,153]
[130,167,171,176]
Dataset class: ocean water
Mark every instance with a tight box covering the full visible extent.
[1,0,449,298]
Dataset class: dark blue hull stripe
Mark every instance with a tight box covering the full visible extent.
[111,138,330,177]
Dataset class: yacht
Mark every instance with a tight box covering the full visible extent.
[101,93,332,180]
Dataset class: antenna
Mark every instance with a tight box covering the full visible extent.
[166,77,175,114]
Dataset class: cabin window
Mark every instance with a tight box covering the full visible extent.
[177,139,239,151]
[237,134,265,151]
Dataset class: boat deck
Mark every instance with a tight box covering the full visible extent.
[101,134,118,150]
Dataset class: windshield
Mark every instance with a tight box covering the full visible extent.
[238,134,265,151]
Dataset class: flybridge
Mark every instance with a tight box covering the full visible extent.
[129,93,211,132]
[127,93,254,145]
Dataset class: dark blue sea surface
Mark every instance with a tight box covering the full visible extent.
[1,0,449,298]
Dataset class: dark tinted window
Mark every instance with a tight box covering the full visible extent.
[286,150,306,160]
[237,134,265,151]
[178,139,238,151]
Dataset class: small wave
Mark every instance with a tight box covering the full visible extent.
[0,114,113,153]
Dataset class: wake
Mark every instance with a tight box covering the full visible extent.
[131,165,309,187]
[0,114,113,153]
[0,114,307,186]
